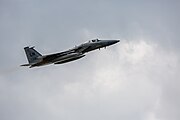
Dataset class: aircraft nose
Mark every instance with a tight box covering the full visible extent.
[113,40,120,44]
[109,40,120,45]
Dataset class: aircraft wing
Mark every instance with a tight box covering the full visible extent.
[42,50,73,62]
[42,45,90,62]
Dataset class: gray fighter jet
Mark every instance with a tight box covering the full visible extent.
[21,39,120,68]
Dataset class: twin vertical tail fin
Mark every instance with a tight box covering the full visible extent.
[21,47,42,67]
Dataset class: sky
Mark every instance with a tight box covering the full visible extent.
[0,0,180,120]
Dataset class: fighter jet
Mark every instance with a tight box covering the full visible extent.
[21,39,120,68]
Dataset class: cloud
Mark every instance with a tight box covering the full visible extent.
[0,0,180,120]
[2,37,179,120]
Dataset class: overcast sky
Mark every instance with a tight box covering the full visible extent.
[0,0,180,120]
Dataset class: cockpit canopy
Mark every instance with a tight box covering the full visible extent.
[91,39,100,43]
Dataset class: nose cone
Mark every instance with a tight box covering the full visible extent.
[108,40,120,45]
[113,40,120,44]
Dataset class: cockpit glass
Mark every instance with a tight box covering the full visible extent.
[91,39,100,42]
[92,40,96,42]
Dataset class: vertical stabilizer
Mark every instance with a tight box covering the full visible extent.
[24,47,42,64]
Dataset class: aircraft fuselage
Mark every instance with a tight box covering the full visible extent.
[21,39,120,68]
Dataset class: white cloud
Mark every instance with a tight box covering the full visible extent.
[0,0,180,120]
[1,33,180,120]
